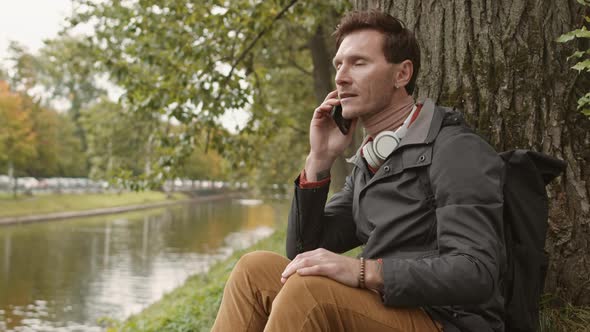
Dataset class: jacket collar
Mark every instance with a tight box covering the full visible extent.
[348,98,445,168]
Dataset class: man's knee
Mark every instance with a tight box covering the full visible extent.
[234,250,286,272]
[284,274,343,297]
[229,250,289,287]
[270,275,332,328]
[277,274,334,307]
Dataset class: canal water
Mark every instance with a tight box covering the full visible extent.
[0,198,288,331]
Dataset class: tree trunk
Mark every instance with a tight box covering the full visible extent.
[145,133,154,176]
[308,24,354,191]
[8,161,16,199]
[355,0,590,305]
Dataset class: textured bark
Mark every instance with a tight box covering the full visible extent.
[355,0,590,305]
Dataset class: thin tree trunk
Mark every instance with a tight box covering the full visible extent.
[8,161,16,199]
[356,0,590,305]
[308,24,353,191]
[145,133,153,176]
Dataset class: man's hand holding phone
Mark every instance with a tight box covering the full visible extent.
[305,90,357,181]
[330,105,352,135]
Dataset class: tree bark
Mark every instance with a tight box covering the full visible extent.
[355,0,590,305]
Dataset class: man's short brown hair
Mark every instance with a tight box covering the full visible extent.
[333,10,421,95]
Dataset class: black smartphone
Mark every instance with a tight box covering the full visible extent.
[330,104,352,135]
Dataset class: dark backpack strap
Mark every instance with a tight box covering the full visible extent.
[499,149,565,332]
[499,150,566,246]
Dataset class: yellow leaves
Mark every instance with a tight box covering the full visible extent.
[0,80,10,93]
[0,80,37,166]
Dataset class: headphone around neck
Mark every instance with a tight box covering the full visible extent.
[362,105,419,169]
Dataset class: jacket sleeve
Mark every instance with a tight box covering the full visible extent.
[286,173,362,260]
[381,130,505,306]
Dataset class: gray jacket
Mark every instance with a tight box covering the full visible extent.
[287,99,506,332]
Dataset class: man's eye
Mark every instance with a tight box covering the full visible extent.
[354,61,365,66]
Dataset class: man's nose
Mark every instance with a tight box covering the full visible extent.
[335,66,351,86]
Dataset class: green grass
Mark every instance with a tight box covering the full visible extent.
[0,191,187,218]
[108,225,589,332]
[540,298,590,332]
[105,225,289,332]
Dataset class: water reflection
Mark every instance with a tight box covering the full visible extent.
[0,198,287,331]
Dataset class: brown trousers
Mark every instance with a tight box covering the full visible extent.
[212,251,443,332]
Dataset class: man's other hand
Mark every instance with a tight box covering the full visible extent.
[280,248,360,288]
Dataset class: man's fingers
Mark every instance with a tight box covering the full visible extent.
[296,248,324,259]
[323,90,338,102]
[282,257,309,278]
[315,98,341,114]
[297,265,324,276]
[282,251,323,278]
[282,249,333,281]
[281,264,322,284]
[313,107,330,119]
[323,98,340,109]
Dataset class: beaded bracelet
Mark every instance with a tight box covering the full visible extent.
[359,257,366,289]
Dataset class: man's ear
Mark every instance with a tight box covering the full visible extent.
[394,60,414,90]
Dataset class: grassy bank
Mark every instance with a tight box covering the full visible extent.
[0,191,187,218]
[110,225,589,332]
[106,225,289,332]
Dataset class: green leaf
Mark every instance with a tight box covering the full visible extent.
[557,32,576,43]
[567,50,586,60]
[573,27,590,38]
[572,59,590,71]
[577,92,590,109]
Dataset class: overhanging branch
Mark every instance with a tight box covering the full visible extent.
[217,0,300,100]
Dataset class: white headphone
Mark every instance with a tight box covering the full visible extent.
[362,105,419,169]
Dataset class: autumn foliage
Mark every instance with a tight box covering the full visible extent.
[0,80,37,172]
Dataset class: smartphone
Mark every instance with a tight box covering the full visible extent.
[330,104,352,135]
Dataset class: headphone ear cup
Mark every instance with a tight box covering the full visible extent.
[373,130,400,160]
[363,141,382,169]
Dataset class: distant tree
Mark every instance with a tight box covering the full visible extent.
[82,98,135,179]
[6,38,106,175]
[81,98,159,183]
[177,140,230,181]
[37,36,106,151]
[6,42,41,93]
[21,104,86,178]
[54,113,87,177]
[0,81,37,196]
[24,103,60,177]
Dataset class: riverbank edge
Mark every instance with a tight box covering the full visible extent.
[111,225,590,332]
[108,225,289,332]
[0,192,241,226]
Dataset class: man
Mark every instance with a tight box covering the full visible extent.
[213,10,505,332]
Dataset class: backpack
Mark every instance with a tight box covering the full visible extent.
[440,108,566,331]
[499,150,566,332]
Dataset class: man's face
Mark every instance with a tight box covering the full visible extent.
[333,29,398,119]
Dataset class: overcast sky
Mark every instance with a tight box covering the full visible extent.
[0,0,74,62]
